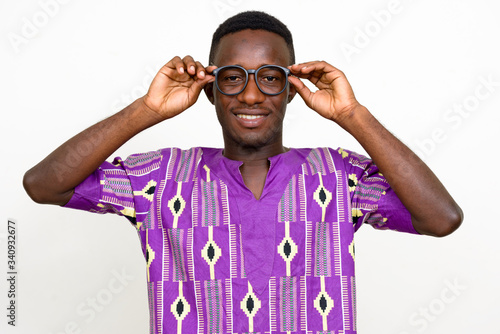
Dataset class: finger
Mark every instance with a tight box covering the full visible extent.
[202,65,217,86]
[170,56,187,75]
[150,58,183,93]
[288,76,314,108]
[289,61,340,81]
[182,55,197,76]
[290,60,338,74]
[205,65,218,75]
[288,61,325,86]
[289,61,321,76]
[191,67,218,89]
[194,61,207,79]
[182,75,215,108]
[290,61,345,89]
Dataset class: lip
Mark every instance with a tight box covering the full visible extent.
[232,109,269,128]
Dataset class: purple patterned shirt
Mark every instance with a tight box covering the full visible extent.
[64,147,417,333]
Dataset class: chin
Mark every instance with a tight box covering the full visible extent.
[235,131,280,149]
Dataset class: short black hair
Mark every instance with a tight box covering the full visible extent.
[209,11,295,66]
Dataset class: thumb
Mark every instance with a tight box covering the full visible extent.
[188,75,215,100]
[288,76,314,108]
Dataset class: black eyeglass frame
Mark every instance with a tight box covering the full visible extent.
[212,65,291,96]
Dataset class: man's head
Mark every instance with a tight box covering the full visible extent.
[209,11,295,67]
[205,11,297,152]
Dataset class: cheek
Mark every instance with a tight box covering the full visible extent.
[214,94,231,112]
[214,101,232,127]
[213,96,225,116]
[272,98,288,117]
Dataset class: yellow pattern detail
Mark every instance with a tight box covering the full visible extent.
[338,148,349,159]
[120,207,136,219]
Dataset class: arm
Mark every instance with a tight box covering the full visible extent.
[289,61,463,237]
[23,56,215,206]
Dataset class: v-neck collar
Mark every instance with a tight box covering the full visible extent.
[200,147,311,295]
[201,147,310,200]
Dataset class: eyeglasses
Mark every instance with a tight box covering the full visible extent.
[212,65,290,96]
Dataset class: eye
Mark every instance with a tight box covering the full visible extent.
[224,75,244,82]
[262,75,278,82]
[258,68,285,85]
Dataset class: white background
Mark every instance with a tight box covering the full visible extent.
[1,0,499,333]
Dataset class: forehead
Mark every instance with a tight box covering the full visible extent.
[213,29,290,67]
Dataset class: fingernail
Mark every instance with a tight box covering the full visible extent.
[190,66,195,72]
[200,71,205,78]
[179,67,184,74]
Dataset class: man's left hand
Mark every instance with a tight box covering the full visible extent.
[288,61,361,124]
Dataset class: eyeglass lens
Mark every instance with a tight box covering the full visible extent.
[216,66,287,95]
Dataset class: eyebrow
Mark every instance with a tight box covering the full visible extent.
[228,63,277,69]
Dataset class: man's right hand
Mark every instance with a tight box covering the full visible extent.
[141,55,216,120]
[23,55,215,206]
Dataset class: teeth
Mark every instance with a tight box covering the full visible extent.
[237,114,264,120]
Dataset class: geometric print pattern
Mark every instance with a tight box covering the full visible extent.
[65,146,418,333]
[204,279,224,333]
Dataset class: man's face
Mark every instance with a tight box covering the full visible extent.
[207,29,295,150]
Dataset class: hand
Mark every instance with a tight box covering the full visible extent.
[142,55,216,120]
[288,61,361,123]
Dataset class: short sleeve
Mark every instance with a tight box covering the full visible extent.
[337,147,418,234]
[63,149,165,226]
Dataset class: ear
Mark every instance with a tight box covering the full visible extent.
[204,82,215,105]
[287,83,297,104]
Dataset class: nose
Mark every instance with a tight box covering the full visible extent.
[237,73,266,105]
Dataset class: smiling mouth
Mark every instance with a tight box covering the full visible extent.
[236,114,265,120]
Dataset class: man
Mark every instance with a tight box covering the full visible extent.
[24,11,462,334]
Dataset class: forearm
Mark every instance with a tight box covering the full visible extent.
[338,105,463,236]
[23,98,162,206]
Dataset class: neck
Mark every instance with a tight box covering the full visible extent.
[223,140,288,200]
[222,141,288,165]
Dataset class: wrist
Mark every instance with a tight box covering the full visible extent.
[134,97,165,125]
[334,104,373,132]
[116,98,164,137]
